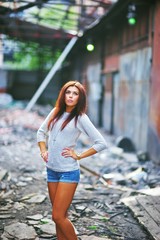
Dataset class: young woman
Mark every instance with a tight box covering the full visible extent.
[37,81,107,240]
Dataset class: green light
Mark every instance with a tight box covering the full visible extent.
[128,17,136,25]
[86,43,94,51]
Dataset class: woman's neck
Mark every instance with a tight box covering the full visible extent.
[65,106,74,113]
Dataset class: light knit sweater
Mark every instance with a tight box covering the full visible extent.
[37,109,107,172]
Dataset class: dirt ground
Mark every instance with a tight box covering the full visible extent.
[0,107,156,240]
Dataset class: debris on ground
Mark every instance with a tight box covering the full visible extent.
[0,105,160,240]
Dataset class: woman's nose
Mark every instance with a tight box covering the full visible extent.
[69,93,73,97]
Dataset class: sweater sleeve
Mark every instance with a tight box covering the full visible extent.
[37,109,54,143]
[77,114,108,152]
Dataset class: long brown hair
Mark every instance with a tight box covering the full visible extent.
[48,81,87,130]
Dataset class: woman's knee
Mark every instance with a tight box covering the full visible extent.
[52,210,64,224]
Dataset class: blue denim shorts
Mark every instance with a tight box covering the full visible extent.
[46,168,80,183]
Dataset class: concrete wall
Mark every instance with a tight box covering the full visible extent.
[115,47,151,151]
[102,55,119,133]
[86,61,101,126]
[102,47,151,153]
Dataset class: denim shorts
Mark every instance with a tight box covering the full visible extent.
[46,168,80,183]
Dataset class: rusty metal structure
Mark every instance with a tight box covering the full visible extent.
[0,0,113,102]
[0,0,112,48]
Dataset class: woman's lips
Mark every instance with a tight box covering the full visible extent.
[67,99,73,103]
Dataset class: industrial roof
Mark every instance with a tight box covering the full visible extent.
[0,0,113,46]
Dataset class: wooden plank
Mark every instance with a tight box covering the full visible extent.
[138,187,160,197]
[122,196,160,240]
[149,196,160,214]
[136,196,160,226]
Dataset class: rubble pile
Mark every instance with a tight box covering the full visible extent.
[0,105,160,240]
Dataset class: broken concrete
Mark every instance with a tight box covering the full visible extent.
[0,106,160,240]
[1,222,38,240]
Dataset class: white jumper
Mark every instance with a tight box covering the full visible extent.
[37,109,107,172]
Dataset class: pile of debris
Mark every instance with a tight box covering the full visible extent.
[0,104,160,240]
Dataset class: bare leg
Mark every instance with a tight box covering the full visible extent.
[48,182,78,240]
[48,182,66,239]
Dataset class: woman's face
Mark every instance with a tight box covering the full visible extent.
[65,86,79,111]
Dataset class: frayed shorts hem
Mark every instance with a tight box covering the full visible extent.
[47,180,79,183]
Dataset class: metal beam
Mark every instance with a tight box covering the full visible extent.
[25,36,78,111]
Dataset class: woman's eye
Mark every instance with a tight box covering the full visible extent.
[65,91,79,95]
